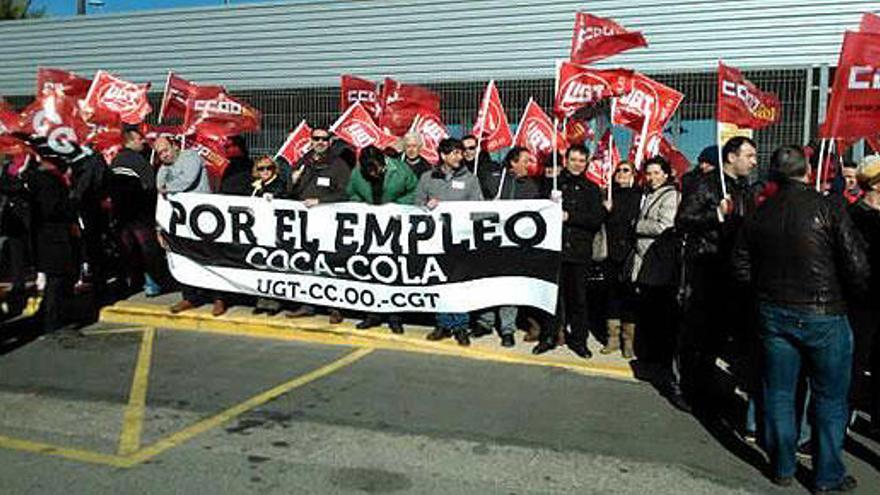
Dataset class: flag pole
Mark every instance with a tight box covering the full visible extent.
[474,80,493,179]
[552,116,559,192]
[607,131,614,203]
[633,108,651,171]
[816,138,827,192]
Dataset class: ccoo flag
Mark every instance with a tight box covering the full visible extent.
[717,62,780,130]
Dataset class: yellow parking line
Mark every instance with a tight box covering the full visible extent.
[125,347,373,465]
[118,328,156,455]
[81,327,146,336]
[0,434,130,468]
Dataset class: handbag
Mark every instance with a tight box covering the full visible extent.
[591,224,608,262]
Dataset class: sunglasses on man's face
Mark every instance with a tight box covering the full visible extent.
[311,135,330,142]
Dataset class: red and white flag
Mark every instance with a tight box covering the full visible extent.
[87,127,125,165]
[563,116,595,145]
[0,135,31,156]
[821,31,880,139]
[570,13,648,65]
[612,73,683,133]
[861,12,880,34]
[408,113,448,164]
[473,80,513,152]
[585,129,619,188]
[185,129,230,182]
[184,87,261,135]
[340,75,381,119]
[554,62,633,118]
[19,93,91,148]
[82,70,152,125]
[717,62,780,130]
[0,97,20,134]
[144,124,184,145]
[159,72,225,123]
[330,102,398,151]
[36,68,92,99]
[275,120,313,167]
[514,98,567,159]
[379,78,442,137]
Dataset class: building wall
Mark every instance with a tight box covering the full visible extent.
[0,0,875,95]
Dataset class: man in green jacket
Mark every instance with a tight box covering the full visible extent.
[347,146,418,333]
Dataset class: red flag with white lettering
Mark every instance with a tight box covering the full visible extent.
[330,102,398,151]
[408,113,448,165]
[159,72,225,124]
[19,93,91,147]
[36,68,92,99]
[821,31,880,139]
[379,78,442,137]
[184,87,261,135]
[585,129,619,188]
[570,13,648,65]
[716,62,780,130]
[612,73,683,133]
[473,80,513,152]
[340,75,381,119]
[514,98,567,159]
[554,62,633,119]
[563,116,595,145]
[275,120,313,167]
[185,128,230,183]
[82,70,152,125]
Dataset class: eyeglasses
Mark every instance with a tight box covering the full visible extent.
[616,168,632,174]
[311,135,330,142]
[256,166,274,172]
[463,146,476,151]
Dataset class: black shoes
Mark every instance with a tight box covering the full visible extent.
[532,341,555,355]
[454,328,470,346]
[813,475,857,494]
[771,476,793,487]
[470,324,493,339]
[389,321,404,334]
[567,341,592,359]
[356,316,381,330]
[426,328,451,341]
[500,334,515,348]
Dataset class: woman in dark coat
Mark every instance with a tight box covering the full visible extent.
[251,156,287,315]
[600,161,642,358]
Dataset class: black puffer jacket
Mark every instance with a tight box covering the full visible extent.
[676,171,758,260]
[732,180,868,314]
[605,185,642,264]
[558,170,606,264]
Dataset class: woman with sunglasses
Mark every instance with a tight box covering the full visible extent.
[251,156,286,315]
[600,161,642,358]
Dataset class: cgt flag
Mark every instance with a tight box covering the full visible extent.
[570,13,648,65]
[822,31,880,139]
[408,113,448,164]
[514,98,567,160]
[36,68,92,99]
[83,70,152,125]
[330,102,398,151]
[340,75,381,119]
[275,120,313,167]
[379,78,442,137]
[473,80,513,152]
[717,62,780,130]
[554,62,633,119]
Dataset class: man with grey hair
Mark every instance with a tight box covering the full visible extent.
[400,132,432,178]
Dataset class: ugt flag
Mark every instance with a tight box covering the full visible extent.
[473,80,513,152]
[554,62,633,119]
[821,31,880,139]
[514,98,567,160]
[275,120,313,167]
[570,13,648,65]
[717,62,780,130]
[408,113,448,164]
[83,70,152,125]
[330,102,398,151]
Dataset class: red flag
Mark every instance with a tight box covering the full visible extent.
[0,135,31,156]
[821,31,880,139]
[184,87,261,135]
[570,13,648,65]
[186,130,229,183]
[19,94,91,152]
[87,126,124,165]
[612,73,683,133]
[340,75,381,118]
[144,124,183,145]
[861,12,880,33]
[585,129,620,188]
[158,72,225,123]
[514,98,567,159]
[408,113,449,165]
[35,68,92,99]
[330,102,398,150]
[473,80,513,152]
[717,62,780,130]
[563,117,595,145]
[379,78,442,136]
[82,70,152,125]
[275,120,313,166]
[1,97,20,134]
[554,62,633,118]
[866,135,880,153]
[658,137,691,181]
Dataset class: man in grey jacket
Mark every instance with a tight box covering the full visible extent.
[416,138,482,346]
[154,137,227,317]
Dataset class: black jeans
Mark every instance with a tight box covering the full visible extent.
[41,274,73,332]
[541,262,589,346]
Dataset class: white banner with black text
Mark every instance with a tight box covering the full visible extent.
[156,194,562,313]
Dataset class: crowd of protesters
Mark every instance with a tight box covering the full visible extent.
[2,124,880,492]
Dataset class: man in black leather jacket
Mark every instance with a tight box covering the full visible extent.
[732,145,868,493]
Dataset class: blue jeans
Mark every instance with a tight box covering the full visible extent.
[437,313,469,331]
[759,303,852,488]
